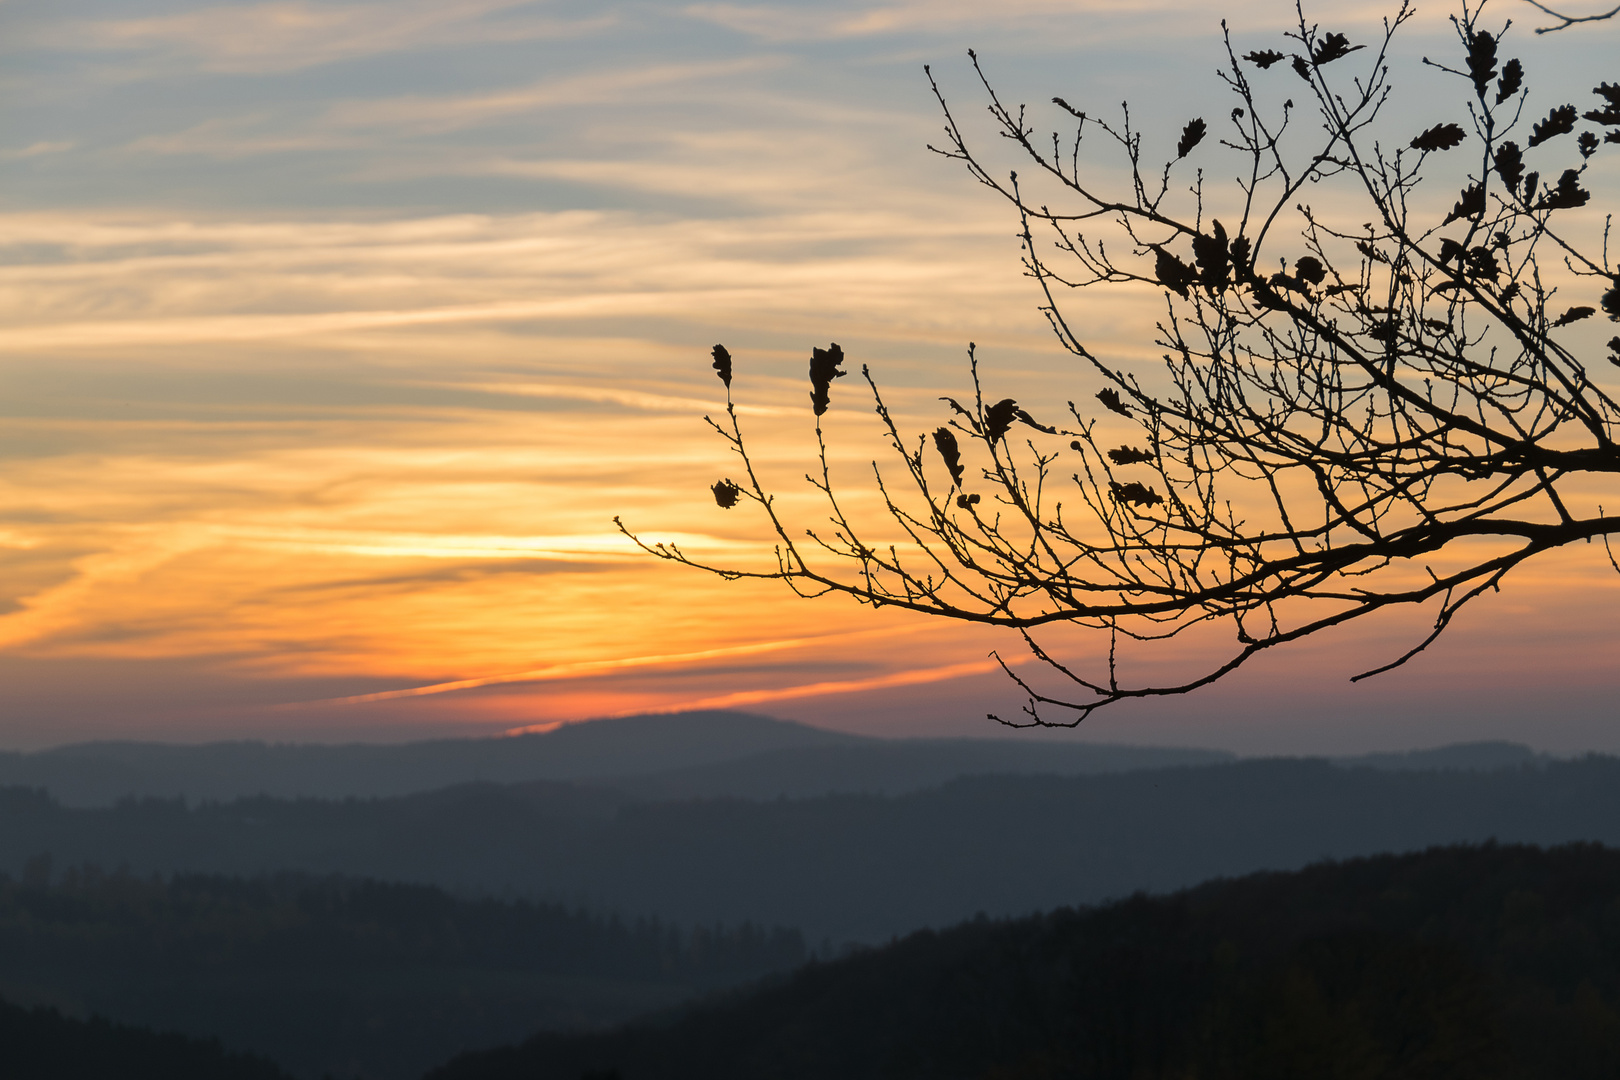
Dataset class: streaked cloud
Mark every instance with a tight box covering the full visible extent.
[29,0,616,74]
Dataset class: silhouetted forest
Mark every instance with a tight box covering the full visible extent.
[5,754,1620,941]
[0,994,292,1080]
[430,843,1620,1080]
[0,867,801,1079]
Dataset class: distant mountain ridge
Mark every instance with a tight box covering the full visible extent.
[0,711,1233,807]
[0,710,1544,808]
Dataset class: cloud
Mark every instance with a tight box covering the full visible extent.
[31,0,616,74]
[2,141,77,160]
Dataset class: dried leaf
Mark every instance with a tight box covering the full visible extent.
[1176,118,1207,158]
[710,344,732,388]
[1108,446,1155,465]
[1153,247,1199,297]
[1493,141,1524,193]
[1109,481,1164,508]
[1538,169,1589,211]
[1192,220,1231,291]
[1578,131,1599,159]
[1097,388,1134,417]
[1496,58,1523,104]
[1295,255,1326,286]
[984,398,1019,441]
[711,479,740,509]
[1014,408,1058,435]
[1311,32,1363,65]
[808,343,846,416]
[1465,30,1497,95]
[1292,54,1312,81]
[1243,49,1287,69]
[955,493,981,509]
[1442,184,1485,226]
[933,427,965,487]
[1551,306,1595,327]
[1410,123,1466,152]
[1527,104,1577,147]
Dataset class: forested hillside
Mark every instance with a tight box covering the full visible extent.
[0,868,801,1079]
[430,843,1620,1080]
[0,995,292,1080]
[6,756,1620,941]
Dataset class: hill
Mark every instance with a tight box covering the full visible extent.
[0,712,863,807]
[0,710,1234,807]
[0,994,291,1080]
[427,842,1620,1080]
[4,755,1617,942]
[0,867,801,1080]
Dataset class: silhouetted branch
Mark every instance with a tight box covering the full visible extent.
[623,0,1620,726]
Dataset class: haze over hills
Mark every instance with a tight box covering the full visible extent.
[0,709,1546,808]
[3,753,1611,943]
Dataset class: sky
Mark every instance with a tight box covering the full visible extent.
[0,0,1616,753]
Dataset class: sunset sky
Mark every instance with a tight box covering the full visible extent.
[1,0,1616,753]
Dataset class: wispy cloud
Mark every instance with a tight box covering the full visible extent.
[32,0,616,74]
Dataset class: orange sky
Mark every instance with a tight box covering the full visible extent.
[0,0,1616,752]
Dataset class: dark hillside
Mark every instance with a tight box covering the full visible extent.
[429,843,1620,1080]
[0,995,291,1080]
[0,868,802,1079]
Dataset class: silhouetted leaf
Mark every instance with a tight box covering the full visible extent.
[1096,388,1133,417]
[1466,246,1502,281]
[1295,256,1326,286]
[1608,336,1620,366]
[1528,104,1577,147]
[933,427,965,487]
[1538,169,1589,211]
[1496,58,1523,104]
[808,343,846,416]
[1438,238,1467,266]
[1192,220,1230,291]
[1108,446,1155,465]
[1015,408,1058,434]
[1523,171,1540,203]
[983,398,1019,442]
[1586,82,1620,125]
[1229,234,1253,279]
[1292,55,1312,81]
[1604,279,1620,321]
[1051,96,1086,119]
[1176,119,1207,158]
[1443,184,1485,226]
[1578,131,1599,159]
[1154,247,1198,297]
[1410,123,1466,152]
[711,480,740,509]
[1551,306,1595,327]
[1243,50,1287,69]
[1465,30,1497,95]
[1494,141,1524,193]
[710,344,732,388]
[939,396,975,423]
[1109,481,1163,508]
[1311,32,1363,65]
[955,493,981,509]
